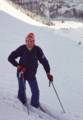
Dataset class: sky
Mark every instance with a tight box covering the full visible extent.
[0,0,83,120]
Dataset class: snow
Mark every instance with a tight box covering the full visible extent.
[0,0,83,120]
[0,0,46,26]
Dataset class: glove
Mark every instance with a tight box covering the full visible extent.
[17,65,26,73]
[47,73,53,82]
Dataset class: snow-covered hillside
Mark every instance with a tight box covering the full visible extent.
[0,0,46,26]
[0,0,83,120]
[8,0,83,21]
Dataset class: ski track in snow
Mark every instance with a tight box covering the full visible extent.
[0,90,82,120]
[0,91,55,120]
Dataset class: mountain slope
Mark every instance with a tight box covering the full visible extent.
[8,0,83,20]
[0,0,46,26]
[0,4,83,120]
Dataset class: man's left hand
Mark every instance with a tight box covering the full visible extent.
[47,73,53,82]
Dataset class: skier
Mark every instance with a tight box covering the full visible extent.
[8,32,53,108]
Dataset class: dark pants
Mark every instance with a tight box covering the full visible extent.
[17,72,40,107]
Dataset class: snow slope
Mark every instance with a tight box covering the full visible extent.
[0,0,46,26]
[0,1,83,120]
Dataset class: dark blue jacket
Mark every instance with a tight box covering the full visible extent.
[8,45,50,80]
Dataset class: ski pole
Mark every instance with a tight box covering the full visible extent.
[21,72,30,115]
[51,82,65,113]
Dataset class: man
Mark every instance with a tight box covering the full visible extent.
[8,32,53,108]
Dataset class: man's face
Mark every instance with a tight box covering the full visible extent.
[26,37,35,50]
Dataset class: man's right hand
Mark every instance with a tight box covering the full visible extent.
[17,65,26,73]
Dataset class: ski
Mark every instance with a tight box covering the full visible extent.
[25,104,56,120]
[39,104,57,119]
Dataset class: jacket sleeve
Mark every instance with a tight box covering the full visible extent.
[37,47,50,73]
[8,46,22,67]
